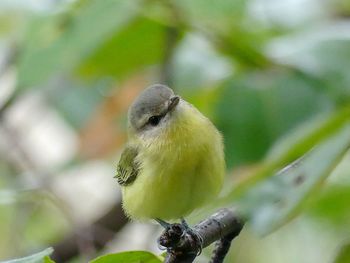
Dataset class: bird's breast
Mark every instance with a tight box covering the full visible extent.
[122,102,225,220]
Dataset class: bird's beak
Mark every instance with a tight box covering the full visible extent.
[168,96,180,112]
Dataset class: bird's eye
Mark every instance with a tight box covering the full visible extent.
[148,115,162,126]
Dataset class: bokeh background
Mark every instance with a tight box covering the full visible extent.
[1,0,350,262]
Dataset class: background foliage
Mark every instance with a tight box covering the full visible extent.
[0,0,350,262]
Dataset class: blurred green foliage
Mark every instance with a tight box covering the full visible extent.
[215,70,334,167]
[1,0,350,262]
[78,17,167,79]
[89,251,162,263]
[18,0,137,88]
[237,121,350,235]
[2,248,53,263]
[334,242,350,263]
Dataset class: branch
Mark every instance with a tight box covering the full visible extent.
[159,208,244,263]
[0,91,18,119]
[209,228,241,263]
[51,201,128,262]
[0,44,19,119]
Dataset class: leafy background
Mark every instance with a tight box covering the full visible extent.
[0,0,350,262]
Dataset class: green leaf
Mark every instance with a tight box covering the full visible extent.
[90,251,162,263]
[221,105,350,202]
[43,257,55,263]
[215,70,334,168]
[239,122,350,235]
[18,0,138,89]
[334,242,350,263]
[2,247,54,263]
[308,185,350,228]
[78,17,167,79]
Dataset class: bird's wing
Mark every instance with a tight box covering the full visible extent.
[115,145,140,186]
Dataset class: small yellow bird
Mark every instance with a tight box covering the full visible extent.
[116,84,225,225]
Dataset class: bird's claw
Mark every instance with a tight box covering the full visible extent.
[156,218,203,256]
[157,223,184,250]
[182,226,203,256]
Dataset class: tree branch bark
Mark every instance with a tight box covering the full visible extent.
[159,208,244,263]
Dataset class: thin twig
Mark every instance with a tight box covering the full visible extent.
[0,91,18,120]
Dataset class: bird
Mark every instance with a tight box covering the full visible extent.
[115,84,225,230]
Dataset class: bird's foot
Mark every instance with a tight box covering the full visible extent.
[180,218,203,255]
[156,218,203,256]
[155,218,172,229]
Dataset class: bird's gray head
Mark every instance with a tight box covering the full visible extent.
[128,84,180,133]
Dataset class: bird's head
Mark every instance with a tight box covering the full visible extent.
[128,84,181,139]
